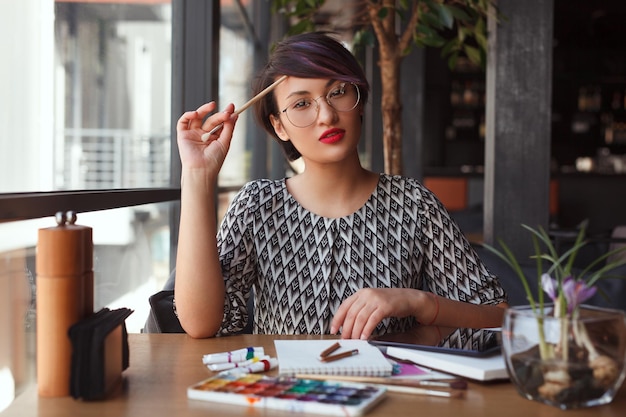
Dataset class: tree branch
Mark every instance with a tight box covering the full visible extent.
[398,0,421,54]
[366,2,388,52]
[366,0,398,57]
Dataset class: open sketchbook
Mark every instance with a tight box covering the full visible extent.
[274,339,393,377]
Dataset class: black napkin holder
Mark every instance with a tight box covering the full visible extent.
[68,307,133,400]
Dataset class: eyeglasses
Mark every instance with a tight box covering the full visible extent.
[280,82,360,128]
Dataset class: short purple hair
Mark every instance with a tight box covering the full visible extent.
[253,31,369,161]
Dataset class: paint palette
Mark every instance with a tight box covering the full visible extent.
[187,373,387,416]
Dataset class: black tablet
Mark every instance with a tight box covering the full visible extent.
[369,326,501,358]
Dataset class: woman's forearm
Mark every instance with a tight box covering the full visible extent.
[425,293,508,329]
[174,171,225,338]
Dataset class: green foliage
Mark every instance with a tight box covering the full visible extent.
[484,221,626,316]
[271,0,325,36]
[271,0,495,70]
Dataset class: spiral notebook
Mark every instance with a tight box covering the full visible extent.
[274,339,393,377]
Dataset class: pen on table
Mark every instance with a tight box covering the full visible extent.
[202,347,265,364]
[319,349,359,363]
[319,341,341,359]
[295,374,465,398]
[201,75,288,141]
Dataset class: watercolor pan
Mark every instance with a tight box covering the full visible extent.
[187,373,387,416]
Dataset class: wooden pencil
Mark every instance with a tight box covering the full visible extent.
[319,341,341,358]
[201,75,288,141]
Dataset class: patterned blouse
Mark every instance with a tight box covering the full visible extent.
[216,174,506,336]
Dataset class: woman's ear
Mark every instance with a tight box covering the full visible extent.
[269,114,290,142]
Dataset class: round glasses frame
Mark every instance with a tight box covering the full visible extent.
[279,82,361,128]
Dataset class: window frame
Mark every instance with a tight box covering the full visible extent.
[0,188,180,222]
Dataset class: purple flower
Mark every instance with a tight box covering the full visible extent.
[562,276,596,313]
[541,274,597,314]
[541,273,558,301]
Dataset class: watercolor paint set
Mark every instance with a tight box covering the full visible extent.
[187,373,387,416]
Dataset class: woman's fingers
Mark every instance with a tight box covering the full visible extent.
[201,103,235,132]
[177,102,217,133]
[332,288,421,340]
[176,102,237,143]
[332,293,373,339]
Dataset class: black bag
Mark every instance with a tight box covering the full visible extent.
[144,290,185,333]
[68,307,133,400]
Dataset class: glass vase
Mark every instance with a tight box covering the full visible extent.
[502,304,626,409]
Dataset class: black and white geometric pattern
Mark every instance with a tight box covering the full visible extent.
[216,174,507,336]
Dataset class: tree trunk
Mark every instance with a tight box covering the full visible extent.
[378,48,403,175]
[366,0,408,176]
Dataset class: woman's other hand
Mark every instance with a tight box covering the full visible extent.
[331,288,430,340]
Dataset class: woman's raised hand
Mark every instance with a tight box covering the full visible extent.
[176,102,237,179]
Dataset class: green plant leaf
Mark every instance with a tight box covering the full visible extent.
[420,10,445,30]
[353,29,376,49]
[474,18,488,50]
[420,34,446,48]
[582,246,626,286]
[464,45,481,66]
[434,4,454,29]
[446,4,472,22]
[521,224,560,263]
[396,6,406,21]
[378,7,389,19]
[305,0,322,8]
[447,52,459,70]
[484,241,538,311]
[441,38,460,57]
[287,19,314,36]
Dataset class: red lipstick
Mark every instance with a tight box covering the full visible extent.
[319,128,345,144]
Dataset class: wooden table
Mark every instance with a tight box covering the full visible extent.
[2,333,625,416]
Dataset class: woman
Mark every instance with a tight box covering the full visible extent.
[175,32,508,339]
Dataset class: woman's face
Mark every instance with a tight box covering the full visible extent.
[270,77,363,164]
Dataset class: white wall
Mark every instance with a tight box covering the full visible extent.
[0,0,54,192]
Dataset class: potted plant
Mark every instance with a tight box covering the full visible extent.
[486,222,626,409]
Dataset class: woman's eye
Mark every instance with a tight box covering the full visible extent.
[328,83,346,99]
[291,99,311,111]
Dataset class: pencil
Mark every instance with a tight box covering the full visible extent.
[319,349,359,363]
[319,342,341,358]
[201,75,288,141]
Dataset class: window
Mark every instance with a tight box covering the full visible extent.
[0,0,175,410]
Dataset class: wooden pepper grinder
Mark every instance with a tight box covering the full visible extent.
[36,211,93,397]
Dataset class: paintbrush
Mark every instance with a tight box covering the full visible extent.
[201,75,288,141]
[295,374,466,398]
[295,373,467,390]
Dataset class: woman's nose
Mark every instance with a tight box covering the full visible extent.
[316,99,338,124]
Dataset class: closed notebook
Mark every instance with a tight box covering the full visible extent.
[385,346,508,381]
[274,339,393,377]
